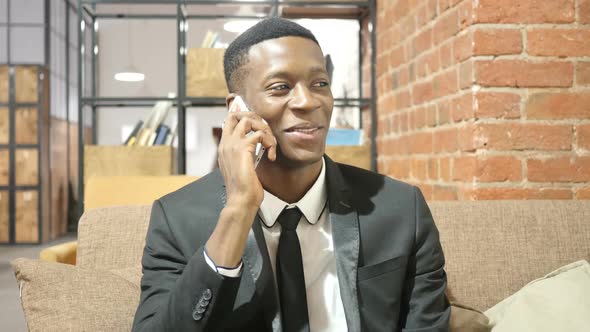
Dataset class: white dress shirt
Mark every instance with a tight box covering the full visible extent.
[205,158,348,331]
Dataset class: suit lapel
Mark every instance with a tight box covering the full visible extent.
[325,156,362,331]
[243,216,282,331]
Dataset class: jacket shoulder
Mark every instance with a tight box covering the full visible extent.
[158,170,224,209]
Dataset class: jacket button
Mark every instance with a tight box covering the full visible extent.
[203,288,212,300]
[192,310,203,321]
[195,305,207,314]
[198,298,210,308]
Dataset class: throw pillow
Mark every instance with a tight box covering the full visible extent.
[485,260,590,332]
[450,302,492,332]
[11,258,140,332]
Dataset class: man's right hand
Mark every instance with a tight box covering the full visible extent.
[205,110,277,270]
[217,111,277,208]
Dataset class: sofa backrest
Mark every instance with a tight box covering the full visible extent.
[76,200,590,312]
[429,200,590,311]
[77,205,152,270]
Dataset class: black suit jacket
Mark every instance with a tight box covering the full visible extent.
[132,156,450,331]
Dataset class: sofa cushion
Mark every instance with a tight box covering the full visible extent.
[485,260,590,332]
[76,205,152,270]
[11,258,140,332]
[429,200,590,311]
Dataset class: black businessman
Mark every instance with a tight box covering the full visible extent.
[133,18,450,332]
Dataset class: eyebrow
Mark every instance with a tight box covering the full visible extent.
[263,66,328,81]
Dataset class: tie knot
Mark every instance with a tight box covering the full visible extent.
[278,207,302,231]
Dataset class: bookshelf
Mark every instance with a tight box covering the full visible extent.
[76,0,377,214]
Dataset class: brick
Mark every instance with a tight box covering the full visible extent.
[469,188,573,200]
[439,42,453,69]
[428,158,439,180]
[408,132,433,154]
[387,158,410,179]
[427,0,438,20]
[582,0,590,24]
[413,28,433,57]
[416,51,440,78]
[426,105,437,127]
[473,29,523,55]
[457,0,473,29]
[474,0,575,24]
[475,60,573,88]
[411,158,429,181]
[437,100,451,125]
[389,46,406,70]
[450,93,474,122]
[440,157,451,181]
[413,81,434,104]
[400,14,417,37]
[453,31,473,63]
[412,107,427,129]
[400,112,409,132]
[393,0,411,21]
[458,124,481,152]
[528,157,590,182]
[459,60,473,89]
[416,5,429,27]
[438,0,451,12]
[395,89,412,110]
[577,124,590,151]
[475,92,520,119]
[453,155,477,181]
[476,156,522,182]
[577,62,590,85]
[434,9,459,44]
[398,66,410,87]
[433,69,458,99]
[575,187,590,199]
[526,92,590,120]
[528,29,590,57]
[479,123,572,151]
[432,185,458,200]
[434,128,459,152]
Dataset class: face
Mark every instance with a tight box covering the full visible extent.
[230,36,334,168]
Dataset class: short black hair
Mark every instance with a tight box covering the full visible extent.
[223,17,320,93]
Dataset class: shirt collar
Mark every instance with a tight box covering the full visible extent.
[259,157,327,227]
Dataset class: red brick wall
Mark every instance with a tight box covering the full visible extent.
[374,0,590,200]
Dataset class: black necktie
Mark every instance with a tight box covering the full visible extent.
[276,207,310,332]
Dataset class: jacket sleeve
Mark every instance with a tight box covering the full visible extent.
[132,200,241,331]
[401,187,451,332]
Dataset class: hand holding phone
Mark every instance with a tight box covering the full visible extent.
[227,96,267,168]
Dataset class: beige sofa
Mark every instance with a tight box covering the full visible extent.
[78,200,590,309]
[13,200,590,330]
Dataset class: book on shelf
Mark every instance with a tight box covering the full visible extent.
[123,120,144,145]
[123,100,173,146]
[154,125,171,145]
[201,30,220,48]
[164,123,178,146]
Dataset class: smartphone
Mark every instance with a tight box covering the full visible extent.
[228,96,266,168]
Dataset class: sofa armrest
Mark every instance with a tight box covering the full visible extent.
[39,241,78,265]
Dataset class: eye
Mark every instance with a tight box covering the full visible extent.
[314,81,330,88]
[270,84,290,91]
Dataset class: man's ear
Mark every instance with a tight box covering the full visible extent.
[225,93,238,110]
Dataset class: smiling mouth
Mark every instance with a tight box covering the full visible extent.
[284,124,324,133]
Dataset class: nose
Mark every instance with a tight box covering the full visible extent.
[289,83,321,112]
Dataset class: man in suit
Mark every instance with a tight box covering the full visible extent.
[133,18,450,332]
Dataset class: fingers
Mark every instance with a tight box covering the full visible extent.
[221,111,277,162]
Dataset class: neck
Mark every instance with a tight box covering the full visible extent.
[256,157,323,204]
